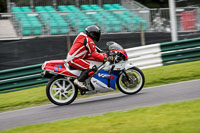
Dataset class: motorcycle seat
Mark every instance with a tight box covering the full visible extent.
[65,62,79,71]
[68,65,77,70]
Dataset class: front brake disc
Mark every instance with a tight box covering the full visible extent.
[122,73,138,88]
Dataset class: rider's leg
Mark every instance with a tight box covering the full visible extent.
[68,58,90,70]
[73,69,93,89]
[78,66,97,81]
[68,59,95,89]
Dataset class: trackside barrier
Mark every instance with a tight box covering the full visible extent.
[0,64,48,92]
[160,38,200,65]
[126,43,163,69]
[126,37,200,68]
[0,37,200,92]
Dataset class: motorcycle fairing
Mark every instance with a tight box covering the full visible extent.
[92,69,120,90]
[42,60,81,77]
[125,62,135,70]
[113,61,126,71]
[110,49,128,60]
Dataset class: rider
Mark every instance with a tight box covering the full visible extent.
[66,25,113,89]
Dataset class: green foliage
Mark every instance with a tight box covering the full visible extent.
[1,99,200,133]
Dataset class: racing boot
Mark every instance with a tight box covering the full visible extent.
[74,66,97,90]
[74,79,87,90]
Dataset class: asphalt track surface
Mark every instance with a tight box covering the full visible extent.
[0,79,200,131]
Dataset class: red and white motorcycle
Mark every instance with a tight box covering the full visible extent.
[42,42,145,105]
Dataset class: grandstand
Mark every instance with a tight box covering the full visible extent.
[0,0,199,38]
[0,19,17,38]
[9,2,148,36]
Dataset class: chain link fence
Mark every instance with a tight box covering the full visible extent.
[150,7,200,32]
[1,0,200,39]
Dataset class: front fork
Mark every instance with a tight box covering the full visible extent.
[122,69,131,82]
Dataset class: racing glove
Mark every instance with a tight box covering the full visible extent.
[104,55,114,63]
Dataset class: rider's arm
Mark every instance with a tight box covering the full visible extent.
[96,46,103,53]
[85,38,107,62]
[91,51,107,62]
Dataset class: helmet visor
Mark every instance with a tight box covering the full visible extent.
[93,30,101,42]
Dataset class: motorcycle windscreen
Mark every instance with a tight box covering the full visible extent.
[91,69,119,90]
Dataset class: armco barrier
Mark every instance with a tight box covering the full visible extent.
[0,64,42,80]
[0,37,200,92]
[160,38,200,65]
[127,37,200,68]
[126,43,163,69]
[160,37,200,52]
[0,64,48,92]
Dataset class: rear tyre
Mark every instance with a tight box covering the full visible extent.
[117,67,145,95]
[46,76,78,105]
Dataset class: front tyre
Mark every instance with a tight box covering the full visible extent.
[117,67,145,95]
[46,76,78,105]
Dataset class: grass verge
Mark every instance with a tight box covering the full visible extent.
[0,60,200,112]
[1,99,200,133]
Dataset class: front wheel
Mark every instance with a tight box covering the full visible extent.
[46,76,78,105]
[117,67,145,95]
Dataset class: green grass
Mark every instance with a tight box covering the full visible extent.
[143,60,200,87]
[1,99,200,133]
[0,60,200,113]
[0,86,49,112]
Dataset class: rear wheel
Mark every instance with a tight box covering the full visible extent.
[117,67,145,94]
[46,76,78,105]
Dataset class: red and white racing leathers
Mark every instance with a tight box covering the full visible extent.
[66,32,106,70]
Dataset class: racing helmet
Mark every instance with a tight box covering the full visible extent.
[85,25,101,42]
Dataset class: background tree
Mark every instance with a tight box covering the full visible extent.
[135,0,168,8]
[0,0,6,12]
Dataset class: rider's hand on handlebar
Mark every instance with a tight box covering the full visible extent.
[104,55,114,63]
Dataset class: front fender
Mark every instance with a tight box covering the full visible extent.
[125,62,135,70]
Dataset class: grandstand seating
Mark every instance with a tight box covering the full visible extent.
[80,4,123,32]
[58,5,94,32]
[11,4,148,36]
[35,6,69,34]
[12,6,42,35]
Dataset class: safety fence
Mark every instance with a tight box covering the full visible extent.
[0,37,200,93]
[1,5,200,39]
